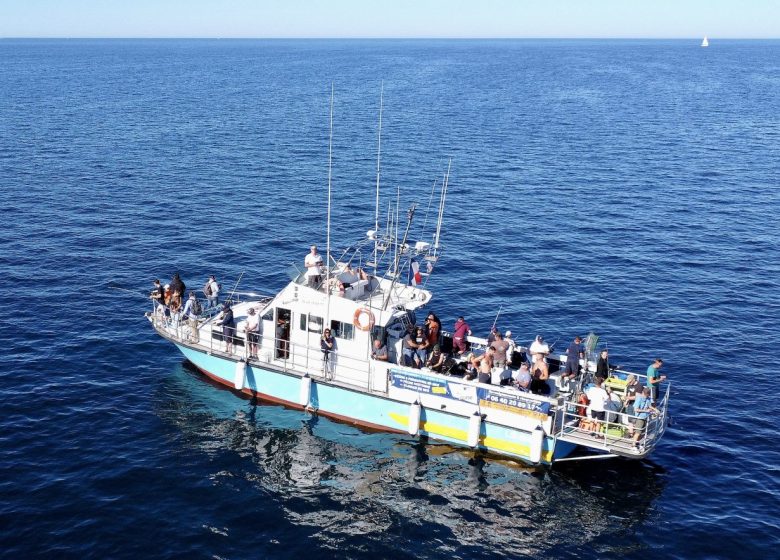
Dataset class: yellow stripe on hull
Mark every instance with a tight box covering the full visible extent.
[388,412,554,463]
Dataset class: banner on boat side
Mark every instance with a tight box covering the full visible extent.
[390,370,551,419]
[475,387,551,421]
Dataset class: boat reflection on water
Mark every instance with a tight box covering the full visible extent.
[158,361,666,556]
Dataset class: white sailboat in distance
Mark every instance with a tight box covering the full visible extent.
[701,36,709,47]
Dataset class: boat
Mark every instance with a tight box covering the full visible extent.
[701,36,709,47]
[148,95,670,465]
[147,209,671,465]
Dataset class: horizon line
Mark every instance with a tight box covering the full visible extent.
[2,36,778,41]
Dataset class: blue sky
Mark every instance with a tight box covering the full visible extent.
[1,0,777,39]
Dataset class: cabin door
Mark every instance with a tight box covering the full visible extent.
[276,308,291,359]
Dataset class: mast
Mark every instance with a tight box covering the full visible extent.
[326,83,334,321]
[434,159,451,256]
[383,205,416,311]
[374,82,384,275]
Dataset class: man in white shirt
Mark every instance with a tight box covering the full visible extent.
[304,245,324,287]
[529,335,549,364]
[585,377,610,422]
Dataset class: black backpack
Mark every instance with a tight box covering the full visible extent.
[203,281,212,296]
[192,298,203,316]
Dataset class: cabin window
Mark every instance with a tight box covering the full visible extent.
[299,314,307,331]
[262,308,274,321]
[308,315,323,334]
[331,319,354,340]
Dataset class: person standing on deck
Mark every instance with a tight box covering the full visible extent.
[596,349,611,379]
[170,272,186,301]
[245,307,260,359]
[424,313,441,348]
[561,336,585,386]
[452,316,471,355]
[204,275,220,309]
[504,330,517,365]
[305,245,324,288]
[216,302,236,354]
[182,291,200,343]
[646,358,666,403]
[321,328,335,378]
[490,331,510,370]
[151,279,164,309]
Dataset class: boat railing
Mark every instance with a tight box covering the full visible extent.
[152,310,383,392]
[556,401,664,455]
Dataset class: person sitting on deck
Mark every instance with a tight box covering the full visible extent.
[304,245,324,288]
[631,386,658,449]
[462,353,479,381]
[413,326,430,367]
[452,316,471,355]
[530,358,551,395]
[426,345,446,372]
[371,338,388,362]
[585,376,610,426]
[476,348,494,384]
[512,363,532,392]
[401,327,419,367]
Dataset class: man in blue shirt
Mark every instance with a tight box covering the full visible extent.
[561,336,584,385]
[646,358,666,403]
[631,387,657,450]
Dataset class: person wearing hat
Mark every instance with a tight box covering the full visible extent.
[426,344,446,372]
[245,307,260,359]
[182,291,201,343]
[151,279,164,308]
[529,335,549,364]
[216,302,236,354]
[504,330,517,365]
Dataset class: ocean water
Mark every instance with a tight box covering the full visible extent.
[1,39,779,559]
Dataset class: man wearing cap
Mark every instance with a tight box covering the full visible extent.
[151,279,164,308]
[204,275,219,309]
[504,330,517,365]
[182,291,200,343]
[304,245,324,288]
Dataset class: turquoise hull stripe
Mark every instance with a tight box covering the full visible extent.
[176,344,576,464]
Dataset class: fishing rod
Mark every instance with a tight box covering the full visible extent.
[490,305,503,333]
[107,283,149,298]
[224,271,245,305]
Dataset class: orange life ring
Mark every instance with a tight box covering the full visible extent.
[353,307,376,331]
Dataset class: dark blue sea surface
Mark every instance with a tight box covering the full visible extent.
[1,39,779,559]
